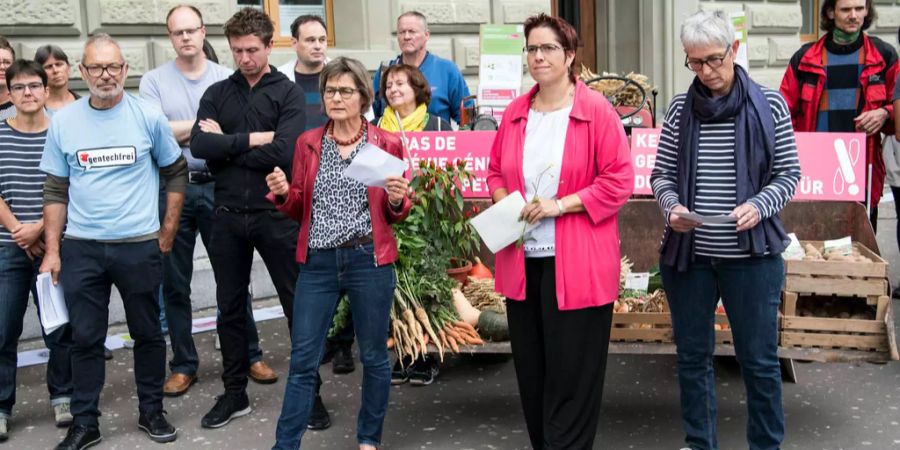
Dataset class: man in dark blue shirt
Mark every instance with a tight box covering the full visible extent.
[276,15,330,130]
[372,11,471,124]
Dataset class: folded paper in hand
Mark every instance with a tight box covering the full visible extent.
[671,210,737,224]
[343,143,408,187]
[36,273,68,334]
[470,191,537,253]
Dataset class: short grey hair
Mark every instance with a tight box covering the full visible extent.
[83,33,123,58]
[680,10,735,51]
[398,11,428,31]
[319,56,374,112]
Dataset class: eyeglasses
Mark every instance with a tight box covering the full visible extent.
[324,86,358,99]
[9,82,44,95]
[169,26,203,38]
[524,44,563,55]
[82,63,125,78]
[684,47,731,72]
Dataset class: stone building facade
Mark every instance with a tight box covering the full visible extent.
[600,0,900,115]
[4,1,900,113]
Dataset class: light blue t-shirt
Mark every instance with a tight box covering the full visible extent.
[40,93,181,240]
[139,60,231,171]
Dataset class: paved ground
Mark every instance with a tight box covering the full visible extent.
[6,307,900,450]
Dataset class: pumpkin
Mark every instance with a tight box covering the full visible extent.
[468,257,493,279]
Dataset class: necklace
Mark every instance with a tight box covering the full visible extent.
[327,118,366,146]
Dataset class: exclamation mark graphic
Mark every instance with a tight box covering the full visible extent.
[834,139,859,196]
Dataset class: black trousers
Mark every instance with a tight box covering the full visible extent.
[60,239,165,426]
[507,257,614,450]
[208,209,298,394]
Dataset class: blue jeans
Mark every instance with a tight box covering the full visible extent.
[661,255,785,450]
[273,243,395,449]
[159,182,262,376]
[0,244,73,416]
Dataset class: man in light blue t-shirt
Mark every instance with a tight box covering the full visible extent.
[139,4,277,397]
[39,34,188,450]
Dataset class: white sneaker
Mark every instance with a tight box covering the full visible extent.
[215,334,221,350]
[54,402,73,428]
[0,416,8,441]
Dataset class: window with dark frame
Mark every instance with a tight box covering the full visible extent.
[234,0,334,47]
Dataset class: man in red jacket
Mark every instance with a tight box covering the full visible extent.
[780,0,898,229]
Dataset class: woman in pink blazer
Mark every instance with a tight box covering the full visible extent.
[486,13,634,449]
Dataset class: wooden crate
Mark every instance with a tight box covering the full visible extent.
[611,311,732,344]
[714,313,733,344]
[611,312,672,343]
[785,241,888,300]
[780,291,891,352]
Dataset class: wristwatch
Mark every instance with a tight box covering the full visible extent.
[555,199,566,216]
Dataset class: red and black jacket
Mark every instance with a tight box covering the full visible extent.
[780,33,899,205]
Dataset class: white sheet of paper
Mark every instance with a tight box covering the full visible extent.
[470,191,537,253]
[624,272,650,292]
[672,211,737,224]
[36,273,68,334]
[343,143,408,187]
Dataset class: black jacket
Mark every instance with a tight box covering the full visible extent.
[190,66,306,210]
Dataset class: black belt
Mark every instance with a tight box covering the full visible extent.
[188,171,214,184]
[336,234,373,248]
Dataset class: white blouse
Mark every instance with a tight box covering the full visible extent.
[522,106,570,258]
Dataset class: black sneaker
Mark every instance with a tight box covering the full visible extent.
[332,345,355,374]
[409,356,440,386]
[103,346,113,361]
[138,410,177,443]
[391,359,409,385]
[307,395,331,430]
[201,392,252,429]
[55,425,102,450]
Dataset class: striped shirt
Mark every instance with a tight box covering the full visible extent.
[651,89,801,258]
[0,102,15,122]
[0,120,47,244]
[817,44,865,132]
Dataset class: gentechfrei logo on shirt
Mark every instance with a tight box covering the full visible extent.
[75,146,137,169]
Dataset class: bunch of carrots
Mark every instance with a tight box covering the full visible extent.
[389,293,484,364]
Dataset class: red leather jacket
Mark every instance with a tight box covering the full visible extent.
[780,33,899,205]
[267,122,411,265]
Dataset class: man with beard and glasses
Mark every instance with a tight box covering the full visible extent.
[40,34,188,449]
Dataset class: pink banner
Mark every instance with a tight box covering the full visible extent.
[403,131,495,198]
[629,128,866,202]
[480,88,518,102]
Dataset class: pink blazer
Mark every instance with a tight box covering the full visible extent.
[486,81,634,310]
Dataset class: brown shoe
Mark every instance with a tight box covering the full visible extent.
[163,373,197,397]
[249,361,278,384]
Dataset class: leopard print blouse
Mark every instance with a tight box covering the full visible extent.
[308,131,373,249]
